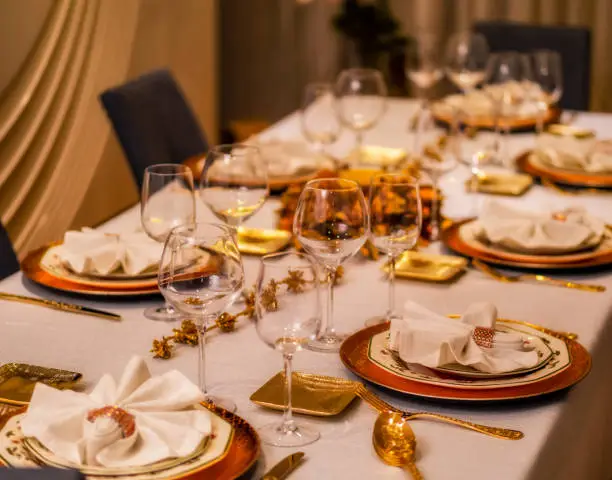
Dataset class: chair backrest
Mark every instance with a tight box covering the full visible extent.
[473,21,591,110]
[0,222,19,280]
[99,69,208,189]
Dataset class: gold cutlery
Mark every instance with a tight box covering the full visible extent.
[373,411,423,479]
[295,373,523,440]
[472,259,606,292]
[262,452,305,480]
[0,292,122,321]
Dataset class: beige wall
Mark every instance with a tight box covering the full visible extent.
[0,0,219,256]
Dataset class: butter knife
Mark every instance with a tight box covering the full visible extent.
[262,452,305,480]
[0,292,122,321]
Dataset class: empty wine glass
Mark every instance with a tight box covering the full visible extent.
[159,222,244,412]
[200,144,270,227]
[141,164,196,321]
[293,178,369,352]
[528,50,563,135]
[406,32,444,113]
[413,109,456,240]
[335,68,387,159]
[301,82,342,158]
[255,252,322,447]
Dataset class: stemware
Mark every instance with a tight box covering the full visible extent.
[254,252,322,447]
[367,174,422,326]
[528,50,563,135]
[445,32,490,94]
[335,68,387,158]
[483,52,532,165]
[413,109,456,240]
[293,178,369,351]
[200,144,270,227]
[301,82,342,158]
[141,164,196,321]
[406,32,444,119]
[159,222,244,412]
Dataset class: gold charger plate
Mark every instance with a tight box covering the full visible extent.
[0,405,260,480]
[383,251,467,282]
[250,371,358,416]
[546,124,595,139]
[517,151,612,188]
[468,173,533,196]
[442,219,612,270]
[340,322,591,402]
[237,227,292,256]
[0,364,81,406]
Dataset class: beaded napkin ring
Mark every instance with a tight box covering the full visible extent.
[87,406,136,438]
[472,326,496,349]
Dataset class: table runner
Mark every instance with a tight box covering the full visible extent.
[1,99,612,479]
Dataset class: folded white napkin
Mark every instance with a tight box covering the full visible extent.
[533,134,612,173]
[57,228,163,275]
[20,356,210,468]
[473,202,606,254]
[389,302,538,374]
[245,139,333,177]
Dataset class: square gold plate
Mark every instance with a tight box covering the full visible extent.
[250,371,358,416]
[385,251,467,282]
[468,172,533,196]
[346,145,407,168]
[0,363,82,405]
[237,227,292,255]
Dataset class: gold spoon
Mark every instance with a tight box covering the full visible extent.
[373,411,423,479]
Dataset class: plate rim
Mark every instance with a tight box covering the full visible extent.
[432,104,560,130]
[339,322,591,402]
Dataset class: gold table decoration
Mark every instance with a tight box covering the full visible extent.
[467,172,533,196]
[385,251,467,282]
[250,372,358,416]
[237,227,292,255]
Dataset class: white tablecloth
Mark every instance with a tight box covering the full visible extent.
[2,99,612,479]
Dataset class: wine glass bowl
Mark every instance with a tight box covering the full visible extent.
[255,252,321,447]
[301,82,342,153]
[140,163,196,321]
[200,144,269,227]
[527,50,563,134]
[335,68,387,153]
[293,178,369,351]
[445,32,490,93]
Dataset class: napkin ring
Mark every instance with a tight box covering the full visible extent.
[472,326,495,349]
[87,406,136,438]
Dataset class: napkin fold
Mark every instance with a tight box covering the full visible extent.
[57,228,163,275]
[389,302,538,374]
[533,134,612,173]
[20,356,210,468]
[473,202,606,254]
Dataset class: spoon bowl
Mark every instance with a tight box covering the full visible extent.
[373,411,423,479]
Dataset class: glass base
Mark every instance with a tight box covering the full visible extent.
[258,421,320,447]
[143,305,182,322]
[307,332,348,353]
[204,395,236,413]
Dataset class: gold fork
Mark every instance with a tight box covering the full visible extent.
[472,259,606,293]
[295,373,523,440]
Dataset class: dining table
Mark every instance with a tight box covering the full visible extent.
[2,98,612,480]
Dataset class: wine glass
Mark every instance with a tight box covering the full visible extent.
[293,178,369,352]
[528,50,563,135]
[141,164,196,321]
[413,109,456,240]
[159,222,244,412]
[254,252,322,446]
[406,32,444,115]
[301,82,342,159]
[368,174,422,326]
[335,68,387,159]
[200,144,270,227]
[483,52,532,165]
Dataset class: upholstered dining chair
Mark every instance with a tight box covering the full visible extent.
[0,222,19,280]
[473,21,591,111]
[99,69,209,189]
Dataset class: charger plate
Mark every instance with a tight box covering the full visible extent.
[517,151,612,188]
[442,219,612,270]
[0,405,260,480]
[340,322,591,402]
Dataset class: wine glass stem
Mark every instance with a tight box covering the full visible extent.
[387,254,396,320]
[197,313,215,400]
[356,131,364,152]
[281,353,296,433]
[324,266,336,338]
[493,102,503,160]
[536,104,545,135]
[430,177,440,238]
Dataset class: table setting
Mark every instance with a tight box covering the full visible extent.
[4,34,612,480]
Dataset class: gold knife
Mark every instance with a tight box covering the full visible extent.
[262,452,305,480]
[0,292,122,321]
